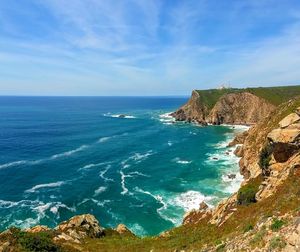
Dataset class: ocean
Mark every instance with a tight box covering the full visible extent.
[0,96,246,236]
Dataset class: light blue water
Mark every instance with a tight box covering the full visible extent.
[0,97,244,236]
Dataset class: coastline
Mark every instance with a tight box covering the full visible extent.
[165,111,251,222]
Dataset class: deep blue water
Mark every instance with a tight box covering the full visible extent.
[0,96,244,236]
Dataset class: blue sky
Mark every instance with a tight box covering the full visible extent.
[0,0,300,95]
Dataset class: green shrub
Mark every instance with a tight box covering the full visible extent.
[269,236,286,249]
[270,219,285,231]
[259,144,273,176]
[243,224,254,233]
[237,183,259,205]
[17,231,61,252]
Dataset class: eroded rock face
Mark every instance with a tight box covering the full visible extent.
[171,90,209,124]
[207,92,275,125]
[172,90,275,126]
[55,214,104,243]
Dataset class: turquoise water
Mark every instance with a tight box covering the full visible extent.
[0,97,244,236]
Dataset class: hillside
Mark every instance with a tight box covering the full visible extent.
[171,85,300,125]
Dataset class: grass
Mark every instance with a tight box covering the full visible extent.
[270,218,285,231]
[269,236,286,250]
[195,85,300,110]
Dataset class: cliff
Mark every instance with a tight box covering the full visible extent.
[172,85,300,125]
[1,91,300,252]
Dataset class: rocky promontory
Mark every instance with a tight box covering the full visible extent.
[171,86,300,125]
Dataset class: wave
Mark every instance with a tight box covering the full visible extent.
[170,191,215,211]
[94,186,107,196]
[25,181,66,193]
[79,161,111,171]
[120,171,133,195]
[128,171,150,177]
[173,157,192,164]
[0,145,89,171]
[103,113,136,119]
[50,145,88,159]
[99,165,114,182]
[159,112,175,125]
[134,187,178,224]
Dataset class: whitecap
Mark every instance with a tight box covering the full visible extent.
[170,191,214,211]
[98,136,111,143]
[173,157,192,164]
[120,171,133,195]
[159,112,175,125]
[94,186,107,196]
[99,165,114,182]
[50,145,88,159]
[25,181,66,193]
[128,171,150,177]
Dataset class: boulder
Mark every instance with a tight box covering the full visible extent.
[267,128,300,144]
[115,224,134,235]
[279,113,300,128]
[199,201,208,210]
[55,214,104,242]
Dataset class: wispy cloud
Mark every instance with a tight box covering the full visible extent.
[0,0,300,95]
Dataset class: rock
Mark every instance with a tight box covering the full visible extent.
[212,157,219,160]
[172,90,275,125]
[199,201,208,210]
[0,242,10,252]
[234,146,243,157]
[227,174,236,180]
[115,224,134,235]
[279,113,300,128]
[268,128,300,144]
[118,114,126,118]
[55,214,104,242]
[206,92,275,125]
[26,225,51,233]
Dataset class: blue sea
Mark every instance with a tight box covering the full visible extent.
[0,97,246,236]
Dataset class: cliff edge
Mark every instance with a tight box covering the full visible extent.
[172,86,300,125]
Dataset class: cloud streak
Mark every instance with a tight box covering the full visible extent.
[0,0,300,95]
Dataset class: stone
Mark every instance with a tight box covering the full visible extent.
[279,113,300,128]
[55,214,104,241]
[26,225,50,233]
[227,174,236,180]
[199,201,208,210]
[115,224,133,235]
[268,128,300,143]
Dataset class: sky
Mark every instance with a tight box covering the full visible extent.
[0,0,300,96]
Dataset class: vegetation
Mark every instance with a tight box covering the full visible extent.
[195,85,300,110]
[237,177,262,205]
[259,144,273,176]
[270,218,285,231]
[269,236,286,250]
[243,224,254,233]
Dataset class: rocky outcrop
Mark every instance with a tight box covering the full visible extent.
[54,214,104,244]
[172,90,276,125]
[115,224,134,236]
[171,90,209,124]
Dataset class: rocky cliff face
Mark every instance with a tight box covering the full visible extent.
[171,90,209,124]
[172,90,276,125]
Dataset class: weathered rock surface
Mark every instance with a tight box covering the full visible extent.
[55,214,104,243]
[171,90,208,124]
[207,92,275,125]
[171,90,276,125]
[115,224,134,235]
